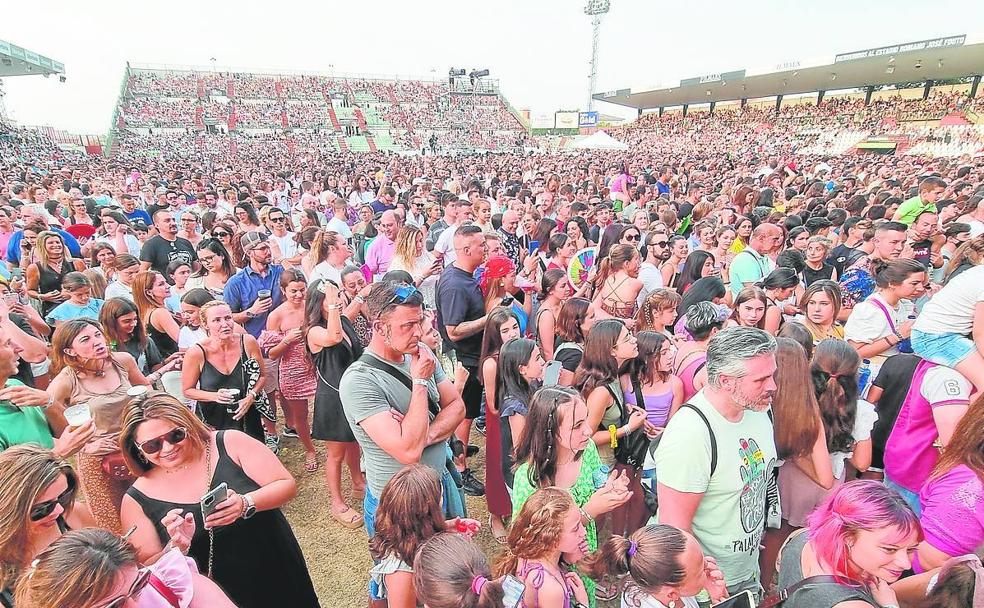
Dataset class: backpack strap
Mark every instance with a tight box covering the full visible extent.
[148,573,181,608]
[759,575,864,608]
[680,403,717,477]
[358,353,440,417]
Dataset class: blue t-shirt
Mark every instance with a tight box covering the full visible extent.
[125,208,153,225]
[6,229,81,265]
[223,265,284,337]
[45,298,104,324]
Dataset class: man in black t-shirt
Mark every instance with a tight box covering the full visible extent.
[435,225,489,497]
[905,210,942,271]
[867,354,920,472]
[139,209,197,275]
[827,217,870,277]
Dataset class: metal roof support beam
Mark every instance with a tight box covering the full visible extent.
[865,86,874,105]
[740,98,747,108]
[774,94,783,115]
[658,106,664,117]
[710,101,716,114]
[817,90,825,105]
[971,75,981,99]
[638,108,643,118]
[682,104,688,118]
[923,80,934,100]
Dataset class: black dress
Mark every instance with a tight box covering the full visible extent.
[125,432,320,608]
[147,312,179,359]
[311,316,362,442]
[801,263,836,287]
[36,260,74,318]
[195,337,263,441]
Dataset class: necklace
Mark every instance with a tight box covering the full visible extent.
[163,462,192,475]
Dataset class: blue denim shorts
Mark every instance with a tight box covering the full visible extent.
[911,329,976,368]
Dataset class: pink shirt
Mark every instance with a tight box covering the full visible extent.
[0,230,12,261]
[917,465,984,572]
[141,549,196,607]
[365,234,396,277]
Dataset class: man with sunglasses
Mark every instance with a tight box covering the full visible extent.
[225,231,284,338]
[266,208,300,266]
[339,282,466,533]
[638,231,672,305]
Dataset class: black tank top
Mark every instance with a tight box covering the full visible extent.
[37,259,74,316]
[146,311,179,359]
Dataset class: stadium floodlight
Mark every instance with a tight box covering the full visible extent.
[584,0,611,111]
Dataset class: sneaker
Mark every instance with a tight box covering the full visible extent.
[466,444,479,458]
[282,427,299,438]
[475,417,486,436]
[265,433,281,455]
[460,468,485,497]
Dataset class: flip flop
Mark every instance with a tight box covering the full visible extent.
[331,505,364,529]
[488,514,508,544]
[304,453,319,473]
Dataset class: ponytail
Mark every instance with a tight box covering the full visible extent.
[579,534,632,580]
[414,533,504,608]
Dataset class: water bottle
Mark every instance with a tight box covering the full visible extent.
[857,359,872,396]
[897,315,916,354]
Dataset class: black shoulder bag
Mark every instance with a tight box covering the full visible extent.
[606,382,650,469]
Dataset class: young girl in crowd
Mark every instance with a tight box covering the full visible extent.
[510,387,632,607]
[369,464,480,607]
[672,302,726,401]
[726,286,767,330]
[620,331,683,432]
[479,308,522,542]
[261,268,318,472]
[99,296,164,375]
[45,271,103,326]
[759,267,800,334]
[132,271,181,360]
[800,280,844,344]
[552,297,596,387]
[185,238,235,299]
[413,533,504,608]
[636,289,681,338]
[496,337,545,491]
[581,524,728,608]
[494,487,590,608]
[532,268,569,360]
[104,253,141,301]
[594,244,643,325]
[164,259,192,312]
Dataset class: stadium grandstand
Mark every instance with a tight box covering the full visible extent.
[108,64,529,161]
[591,34,984,157]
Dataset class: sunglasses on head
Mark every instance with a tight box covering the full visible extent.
[382,284,421,310]
[136,426,188,455]
[98,567,152,608]
[30,478,75,522]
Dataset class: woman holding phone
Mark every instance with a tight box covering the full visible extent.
[119,392,320,608]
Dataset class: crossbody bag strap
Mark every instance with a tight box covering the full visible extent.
[867,297,898,334]
[148,572,182,608]
[679,403,717,477]
[358,353,440,417]
[758,575,861,608]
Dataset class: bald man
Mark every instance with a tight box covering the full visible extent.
[497,209,522,266]
[728,223,784,296]
[365,210,401,279]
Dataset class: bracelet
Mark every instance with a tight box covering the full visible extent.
[43,395,54,409]
[412,378,429,387]
[327,304,343,311]
[578,506,594,524]
[608,424,619,449]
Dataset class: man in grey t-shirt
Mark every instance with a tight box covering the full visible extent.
[339,281,465,534]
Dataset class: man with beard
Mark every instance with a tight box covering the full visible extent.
[654,326,778,600]
[637,229,672,305]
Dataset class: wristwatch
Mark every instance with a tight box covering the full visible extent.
[245,311,257,319]
[241,493,257,519]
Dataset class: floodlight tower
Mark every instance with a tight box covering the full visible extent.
[584,0,610,111]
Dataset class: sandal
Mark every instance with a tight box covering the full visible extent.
[488,513,508,544]
[595,580,620,601]
[304,453,319,473]
[330,505,364,529]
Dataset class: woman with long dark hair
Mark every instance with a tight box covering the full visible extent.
[479,308,522,542]
[676,250,718,295]
[234,201,262,233]
[99,296,163,375]
[620,331,683,432]
[496,338,545,490]
[554,297,597,386]
[759,267,800,334]
[306,278,365,529]
[186,238,234,300]
[531,268,568,361]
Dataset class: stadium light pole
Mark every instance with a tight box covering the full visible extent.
[584,0,611,112]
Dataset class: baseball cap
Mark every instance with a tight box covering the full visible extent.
[240,231,268,252]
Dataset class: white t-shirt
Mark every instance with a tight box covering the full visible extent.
[325,215,353,240]
[830,399,877,480]
[310,261,342,286]
[844,293,915,355]
[268,232,298,261]
[914,265,984,335]
[636,261,664,308]
[968,219,984,238]
[105,281,133,301]
[434,222,459,266]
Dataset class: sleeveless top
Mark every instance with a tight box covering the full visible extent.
[776,530,876,607]
[60,356,133,436]
[625,386,674,428]
[146,310,179,359]
[676,350,707,402]
[598,276,638,319]
[196,338,246,404]
[36,259,75,316]
[517,560,573,608]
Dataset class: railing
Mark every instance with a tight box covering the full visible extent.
[128,62,443,84]
[104,64,132,156]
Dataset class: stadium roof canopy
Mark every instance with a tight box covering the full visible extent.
[0,39,65,78]
[595,34,984,110]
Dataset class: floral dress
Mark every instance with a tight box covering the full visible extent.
[512,440,603,607]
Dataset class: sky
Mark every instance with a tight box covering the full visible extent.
[2,0,982,134]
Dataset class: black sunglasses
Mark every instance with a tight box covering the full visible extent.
[30,479,75,522]
[136,427,188,455]
[269,216,286,222]
[213,231,230,238]
[624,234,641,241]
[650,240,668,247]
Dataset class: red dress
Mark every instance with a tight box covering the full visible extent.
[258,330,317,400]
[484,358,512,519]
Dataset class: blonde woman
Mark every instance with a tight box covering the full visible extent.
[25,231,85,318]
[389,224,440,308]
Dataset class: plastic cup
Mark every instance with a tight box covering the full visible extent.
[224,389,241,413]
[63,403,92,428]
[257,289,272,300]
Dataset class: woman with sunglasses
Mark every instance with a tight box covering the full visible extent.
[0,444,94,605]
[120,392,319,608]
[185,239,234,301]
[46,318,166,533]
[15,528,236,608]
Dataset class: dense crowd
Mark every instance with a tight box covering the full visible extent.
[1,87,984,608]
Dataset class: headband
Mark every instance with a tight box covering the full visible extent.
[938,554,984,607]
[471,575,488,595]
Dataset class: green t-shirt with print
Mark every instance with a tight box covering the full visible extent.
[0,378,55,452]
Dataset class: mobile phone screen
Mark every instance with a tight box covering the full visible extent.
[712,590,755,608]
[501,575,525,608]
